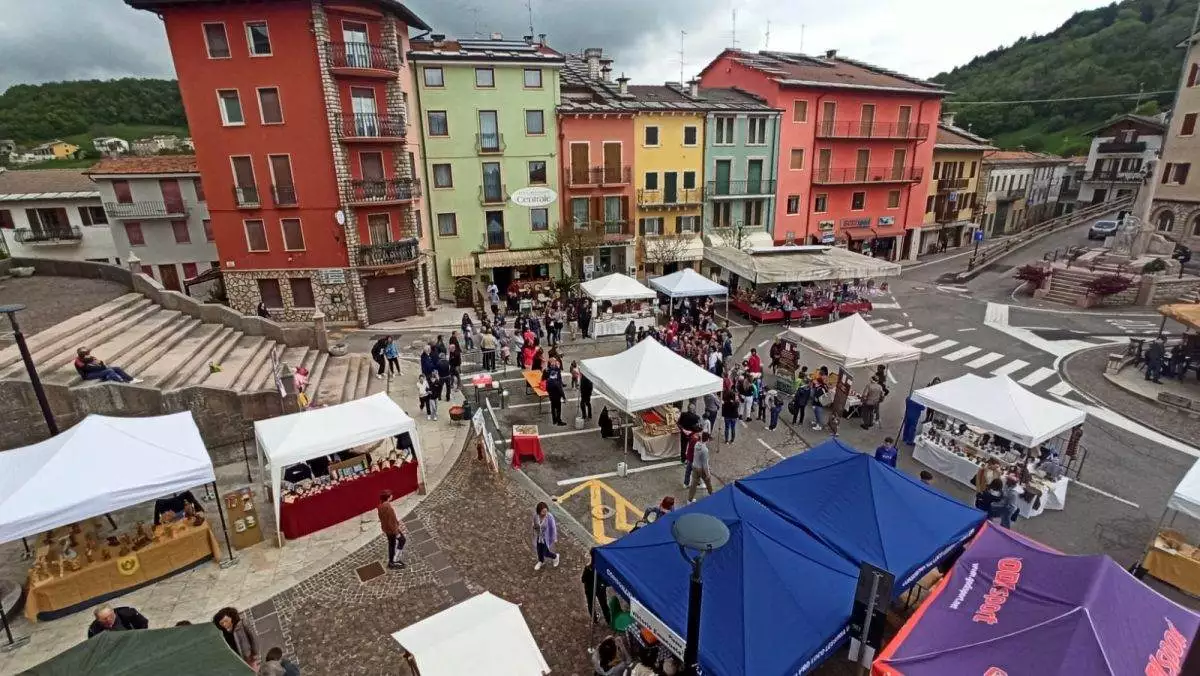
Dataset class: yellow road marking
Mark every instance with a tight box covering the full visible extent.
[554,478,644,544]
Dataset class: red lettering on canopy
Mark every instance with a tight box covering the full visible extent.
[972,559,1023,625]
[1146,619,1190,676]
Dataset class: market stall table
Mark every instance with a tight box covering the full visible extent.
[593,314,655,337]
[278,462,419,539]
[632,428,675,461]
[1142,531,1200,594]
[911,437,1066,518]
[511,425,543,468]
[732,298,873,323]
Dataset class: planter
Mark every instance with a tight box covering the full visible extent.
[328,342,348,357]
[9,267,34,278]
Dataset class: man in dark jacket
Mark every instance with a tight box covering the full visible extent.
[436,353,453,401]
[87,605,148,639]
[419,346,436,379]
[677,406,701,464]
[579,374,594,420]
[370,337,388,378]
[543,358,567,425]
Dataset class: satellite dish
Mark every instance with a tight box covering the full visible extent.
[334,210,346,225]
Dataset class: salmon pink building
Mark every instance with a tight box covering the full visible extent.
[699,49,944,260]
[127,0,432,325]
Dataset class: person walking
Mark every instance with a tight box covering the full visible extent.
[790,379,811,426]
[859,378,884,430]
[738,376,754,422]
[419,345,436,380]
[462,313,475,350]
[87,605,148,638]
[213,607,258,668]
[544,358,567,426]
[579,373,594,420]
[417,375,432,420]
[426,373,440,421]
[677,405,701,464]
[436,352,453,402]
[687,432,715,502]
[810,378,829,432]
[581,562,612,626]
[721,390,740,443]
[384,336,401,377]
[378,490,407,569]
[448,343,462,389]
[532,502,560,570]
[767,389,785,431]
[624,320,637,349]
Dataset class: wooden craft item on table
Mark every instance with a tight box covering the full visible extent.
[118,534,133,556]
[63,558,80,573]
[133,522,152,550]
[100,548,112,561]
[84,548,95,564]
[184,501,205,527]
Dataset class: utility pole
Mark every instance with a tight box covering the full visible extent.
[764,20,771,49]
[731,9,738,48]
[524,0,534,38]
[800,24,806,52]
[679,30,686,85]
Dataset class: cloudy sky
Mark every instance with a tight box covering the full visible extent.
[0,0,1113,93]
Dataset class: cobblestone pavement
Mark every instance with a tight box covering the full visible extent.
[0,275,128,335]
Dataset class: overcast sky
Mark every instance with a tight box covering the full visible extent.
[0,0,1114,93]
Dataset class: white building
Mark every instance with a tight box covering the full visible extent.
[0,140,15,159]
[92,137,131,155]
[0,168,118,262]
[85,156,217,292]
[1078,114,1164,206]
[131,135,182,156]
[980,149,1071,235]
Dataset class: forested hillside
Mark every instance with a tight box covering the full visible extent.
[936,0,1195,154]
[0,78,186,144]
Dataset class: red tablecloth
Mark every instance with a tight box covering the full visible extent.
[511,434,544,467]
[279,462,419,540]
[732,298,873,322]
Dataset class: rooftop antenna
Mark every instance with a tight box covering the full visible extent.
[731,9,738,48]
[764,20,771,49]
[524,0,534,38]
[467,6,482,37]
[679,30,687,85]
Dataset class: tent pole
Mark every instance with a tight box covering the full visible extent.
[895,359,922,444]
[0,600,28,652]
[212,480,238,569]
[241,438,252,483]
[1132,507,1172,578]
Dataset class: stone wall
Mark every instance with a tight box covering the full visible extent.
[1150,276,1200,303]
[4,257,133,288]
[223,268,355,326]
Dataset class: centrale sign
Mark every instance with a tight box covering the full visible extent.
[511,186,557,207]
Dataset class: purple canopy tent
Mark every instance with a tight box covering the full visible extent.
[874,523,1200,676]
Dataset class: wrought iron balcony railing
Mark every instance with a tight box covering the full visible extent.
[357,237,419,267]
[14,225,82,243]
[811,166,923,185]
[337,112,407,140]
[567,166,632,186]
[104,200,190,219]
[345,178,420,203]
[324,41,400,72]
[704,179,777,198]
[815,120,930,140]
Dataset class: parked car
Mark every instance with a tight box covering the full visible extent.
[1088,220,1119,240]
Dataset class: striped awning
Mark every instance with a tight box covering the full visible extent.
[476,249,556,269]
[450,256,477,277]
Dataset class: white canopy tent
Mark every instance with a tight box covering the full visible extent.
[0,412,216,544]
[254,392,424,542]
[911,374,1086,447]
[392,592,549,676]
[1169,459,1200,521]
[580,272,657,301]
[786,313,922,369]
[579,338,722,413]
[648,268,728,299]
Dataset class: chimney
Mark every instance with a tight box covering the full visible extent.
[490,31,503,40]
[617,74,630,96]
[687,78,700,98]
[941,112,956,127]
[523,35,534,44]
[601,64,613,83]
[431,33,445,48]
[825,49,837,59]
[584,47,603,80]
[538,33,547,44]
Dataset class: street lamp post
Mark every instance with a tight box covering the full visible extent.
[0,304,58,437]
[672,512,730,676]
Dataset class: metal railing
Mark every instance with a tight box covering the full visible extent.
[811,166,922,185]
[272,185,298,206]
[704,179,777,198]
[103,200,189,219]
[337,112,407,139]
[483,231,509,250]
[1087,169,1144,184]
[967,197,1133,273]
[479,183,508,205]
[323,41,401,72]
[993,188,1025,201]
[636,188,703,207]
[233,186,261,208]
[566,166,631,186]
[476,133,505,154]
[344,178,420,203]
[14,226,83,243]
[815,120,930,140]
[936,177,970,192]
[357,237,419,267]
[1097,140,1146,153]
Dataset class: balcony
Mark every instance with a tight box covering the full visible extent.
[337,112,407,141]
[104,200,189,220]
[479,183,509,206]
[323,41,400,77]
[936,177,970,192]
[233,185,261,208]
[815,120,930,140]
[357,237,419,268]
[14,226,82,244]
[1097,140,1146,154]
[994,188,1025,201]
[704,179,777,199]
[345,178,420,205]
[476,133,505,154]
[1087,169,1144,184]
[272,185,298,207]
[636,188,703,208]
[811,166,923,185]
[567,166,632,187]
[483,231,509,251]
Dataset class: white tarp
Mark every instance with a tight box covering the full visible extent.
[786,314,922,369]
[579,338,722,412]
[254,392,424,541]
[581,272,657,301]
[703,244,901,285]
[648,268,728,298]
[911,374,1086,448]
[0,412,214,543]
[393,592,550,676]
[1169,458,1200,521]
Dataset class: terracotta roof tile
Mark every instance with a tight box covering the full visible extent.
[85,155,198,175]
[983,149,1070,164]
[0,169,98,197]
[935,124,995,149]
[711,49,946,95]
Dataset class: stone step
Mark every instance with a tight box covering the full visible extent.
[138,323,225,387]
[1,300,162,381]
[259,346,311,392]
[231,339,279,392]
[313,355,351,406]
[0,293,145,372]
[341,355,364,404]
[161,327,241,390]
[304,351,330,401]
[355,356,374,400]
[122,315,203,376]
[1042,290,1079,305]
[45,308,186,386]
[203,335,269,389]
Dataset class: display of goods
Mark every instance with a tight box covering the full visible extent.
[513,425,539,436]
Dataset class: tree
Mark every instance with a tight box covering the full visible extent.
[538,225,606,285]
[709,223,757,252]
[642,233,697,271]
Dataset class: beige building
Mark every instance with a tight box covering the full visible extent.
[917,121,994,255]
[1149,35,1200,241]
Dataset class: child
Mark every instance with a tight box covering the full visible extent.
[569,360,581,389]
[501,343,512,366]
[417,375,431,420]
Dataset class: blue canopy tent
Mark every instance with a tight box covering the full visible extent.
[736,439,986,591]
[592,486,859,676]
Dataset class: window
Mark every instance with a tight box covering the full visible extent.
[851,192,866,210]
[525,110,545,135]
[1192,215,1200,237]
[1190,63,1200,88]
[713,202,732,228]
[645,172,659,190]
[368,214,391,243]
[171,220,191,243]
[604,196,622,223]
[258,279,283,308]
[814,193,828,213]
[231,155,258,204]
[1183,113,1198,136]
[78,206,107,225]
[424,67,444,87]
[475,67,495,87]
[113,180,133,203]
[218,89,244,126]
[571,198,589,229]
[203,219,214,242]
[203,23,230,58]
[786,195,800,214]
[124,222,145,246]
[714,116,735,144]
[524,68,543,88]
[257,87,283,124]
[792,100,808,123]
[790,148,805,170]
[747,117,767,144]
[437,213,458,236]
[1157,211,1175,232]
[245,21,271,56]
[644,126,659,146]
[268,154,295,204]
[290,278,315,308]
[1177,163,1192,185]
[528,161,547,184]
[140,265,154,277]
[683,126,698,146]
[1163,163,1174,184]
[640,217,663,236]
[281,218,305,250]
[0,210,11,229]
[887,189,901,208]
[933,162,941,180]
[193,178,205,202]
[427,111,449,136]
[182,263,199,280]
[925,196,935,213]
[432,163,453,188]
[743,200,765,226]
[531,208,549,231]
[677,215,699,233]
[244,219,268,251]
[683,171,696,190]
[969,161,977,179]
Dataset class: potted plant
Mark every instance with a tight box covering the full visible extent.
[1084,274,1133,306]
[1013,264,1050,293]
[1142,258,1167,275]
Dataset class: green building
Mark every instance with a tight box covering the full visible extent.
[410,34,565,304]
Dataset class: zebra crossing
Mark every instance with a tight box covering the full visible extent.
[864,317,1074,398]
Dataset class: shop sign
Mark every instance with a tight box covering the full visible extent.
[818,220,836,232]
[582,255,595,281]
[842,218,871,229]
[510,186,558,207]
[820,233,836,244]
[877,216,894,226]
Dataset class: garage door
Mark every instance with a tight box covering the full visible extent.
[363,272,417,324]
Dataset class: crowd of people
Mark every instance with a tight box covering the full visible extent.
[737,279,876,326]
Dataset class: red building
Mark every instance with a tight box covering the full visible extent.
[128,0,432,325]
[699,49,944,260]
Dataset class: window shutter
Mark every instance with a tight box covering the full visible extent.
[638,218,646,236]
[590,196,602,223]
[620,196,630,222]
[674,216,683,234]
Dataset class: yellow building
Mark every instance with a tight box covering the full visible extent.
[918,122,994,256]
[32,140,80,160]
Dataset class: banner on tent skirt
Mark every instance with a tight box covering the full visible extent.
[630,597,686,660]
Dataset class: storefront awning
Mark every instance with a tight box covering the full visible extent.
[1159,303,1200,331]
[645,235,704,262]
[449,257,476,277]
[476,249,556,269]
[703,244,901,285]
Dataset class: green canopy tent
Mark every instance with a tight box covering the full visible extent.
[24,624,254,676]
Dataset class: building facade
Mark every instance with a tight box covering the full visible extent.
[1079,114,1164,206]
[128,0,432,326]
[30,140,80,160]
[86,156,218,292]
[698,49,943,261]
[1149,35,1200,241]
[980,150,1070,235]
[702,91,781,244]
[0,168,118,262]
[918,121,993,255]
[410,34,564,302]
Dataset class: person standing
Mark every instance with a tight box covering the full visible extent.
[624,320,637,349]
[383,337,401,377]
[687,433,715,502]
[544,358,567,426]
[87,605,148,638]
[677,405,701,464]
[579,373,594,420]
[721,390,740,443]
[213,607,258,668]
[790,379,811,426]
[256,301,271,318]
[419,345,436,380]
[378,490,407,569]
[436,352,453,402]
[738,376,754,422]
[448,343,462,390]
[581,561,612,625]
[1145,338,1166,384]
[874,437,899,468]
[532,502,560,570]
[810,378,829,432]
[487,281,501,318]
[480,330,498,371]
[859,378,885,430]
[426,373,441,421]
[462,313,475,350]
[747,348,763,375]
[369,339,387,379]
[417,375,432,420]
[767,389,785,431]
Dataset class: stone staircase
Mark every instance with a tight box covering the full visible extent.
[1042,255,1135,306]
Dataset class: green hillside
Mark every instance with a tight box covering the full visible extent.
[0,78,187,145]
[936,0,1195,155]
